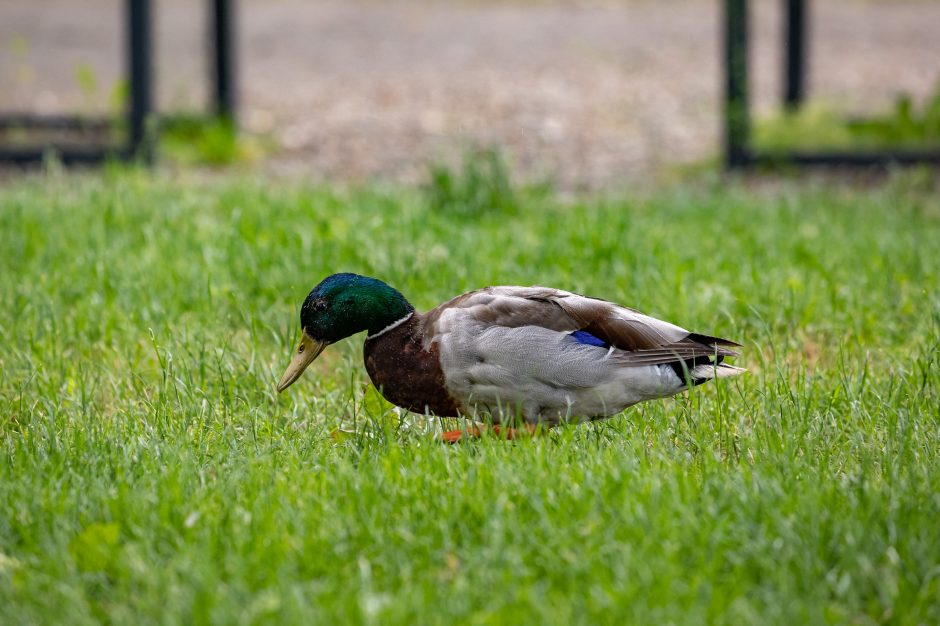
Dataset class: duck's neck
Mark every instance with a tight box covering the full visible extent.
[367,310,415,339]
[355,279,415,337]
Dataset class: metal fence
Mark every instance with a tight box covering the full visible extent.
[0,0,236,165]
[723,0,940,169]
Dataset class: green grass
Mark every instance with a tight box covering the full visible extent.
[1,167,939,624]
[755,85,940,154]
[159,115,269,166]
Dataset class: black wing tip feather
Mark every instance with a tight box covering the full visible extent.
[686,332,742,348]
[668,355,725,386]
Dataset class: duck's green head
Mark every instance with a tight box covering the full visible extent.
[277,273,414,393]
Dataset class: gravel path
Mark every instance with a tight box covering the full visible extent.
[2,0,938,188]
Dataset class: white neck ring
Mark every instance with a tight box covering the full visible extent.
[366,312,414,340]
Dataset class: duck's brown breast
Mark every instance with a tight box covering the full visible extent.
[363,315,462,417]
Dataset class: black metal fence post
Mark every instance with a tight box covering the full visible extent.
[784,0,806,110]
[127,0,154,161]
[724,0,750,168]
[211,0,236,122]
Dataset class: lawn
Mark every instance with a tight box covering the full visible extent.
[1,167,938,625]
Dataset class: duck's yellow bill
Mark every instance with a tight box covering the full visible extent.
[277,333,327,392]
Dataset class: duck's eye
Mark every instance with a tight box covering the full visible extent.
[314,300,327,311]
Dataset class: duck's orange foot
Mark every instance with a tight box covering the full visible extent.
[440,424,540,443]
[441,426,483,443]
[441,429,464,444]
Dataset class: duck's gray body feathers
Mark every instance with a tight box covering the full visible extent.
[421,286,742,424]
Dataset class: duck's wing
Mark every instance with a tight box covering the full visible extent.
[424,285,739,366]
[550,289,741,364]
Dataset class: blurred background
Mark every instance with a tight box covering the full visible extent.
[2,0,939,189]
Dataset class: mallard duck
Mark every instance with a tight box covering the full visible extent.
[277,273,744,440]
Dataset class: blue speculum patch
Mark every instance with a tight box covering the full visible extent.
[571,329,609,348]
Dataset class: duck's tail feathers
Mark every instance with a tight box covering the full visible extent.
[688,363,747,382]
